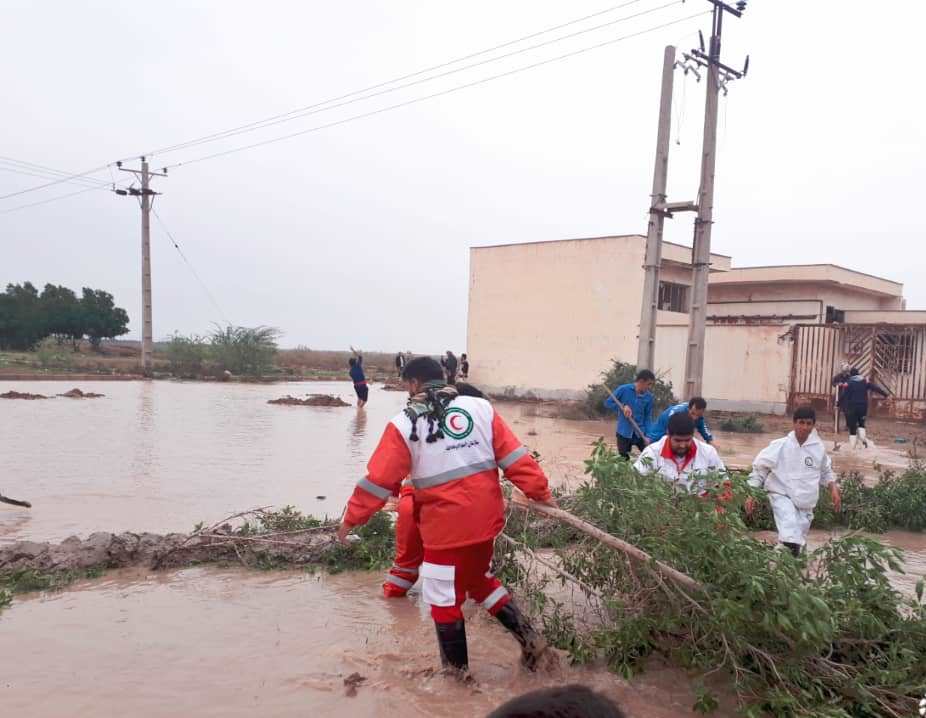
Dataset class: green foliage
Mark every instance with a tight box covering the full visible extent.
[80,288,130,349]
[165,332,209,377]
[0,588,11,609]
[209,324,281,376]
[0,566,105,595]
[718,414,765,433]
[742,467,926,534]
[34,336,74,369]
[0,282,129,351]
[584,360,676,418]
[499,442,926,717]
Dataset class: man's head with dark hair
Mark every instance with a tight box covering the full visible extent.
[486,684,625,718]
[792,405,817,444]
[461,353,467,360]
[455,382,485,399]
[635,369,656,394]
[850,366,861,377]
[348,357,357,368]
[687,396,707,421]
[401,356,445,395]
[666,411,696,457]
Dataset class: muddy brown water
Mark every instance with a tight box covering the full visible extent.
[1,381,923,716]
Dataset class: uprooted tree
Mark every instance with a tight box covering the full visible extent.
[498,443,926,718]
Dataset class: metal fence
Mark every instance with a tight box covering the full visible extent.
[789,324,926,420]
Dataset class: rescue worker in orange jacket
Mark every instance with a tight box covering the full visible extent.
[382,481,422,597]
[338,357,555,673]
[382,382,490,599]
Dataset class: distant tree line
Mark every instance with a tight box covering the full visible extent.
[0,282,130,351]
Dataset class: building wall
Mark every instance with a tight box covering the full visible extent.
[843,310,926,324]
[655,324,792,413]
[467,236,646,397]
[707,282,893,312]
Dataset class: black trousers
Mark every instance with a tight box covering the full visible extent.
[616,434,646,460]
[844,405,867,434]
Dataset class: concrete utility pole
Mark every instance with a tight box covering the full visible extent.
[636,45,676,371]
[682,0,749,397]
[116,158,167,378]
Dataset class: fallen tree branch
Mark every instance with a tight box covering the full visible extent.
[515,501,704,594]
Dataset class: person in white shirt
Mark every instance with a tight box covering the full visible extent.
[746,406,842,557]
[634,412,725,494]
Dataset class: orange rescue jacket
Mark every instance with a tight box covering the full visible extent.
[343,395,551,550]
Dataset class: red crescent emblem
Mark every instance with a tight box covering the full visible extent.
[449,415,465,431]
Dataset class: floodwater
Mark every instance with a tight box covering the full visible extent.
[0,380,923,717]
[0,567,734,718]
[0,380,408,542]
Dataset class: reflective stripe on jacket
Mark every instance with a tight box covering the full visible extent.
[344,396,552,550]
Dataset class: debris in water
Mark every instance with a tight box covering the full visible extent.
[315,496,326,500]
[381,382,405,392]
[343,672,367,697]
[0,391,49,400]
[58,388,105,399]
[268,394,350,407]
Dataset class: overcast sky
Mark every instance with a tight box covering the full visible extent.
[2,1,924,352]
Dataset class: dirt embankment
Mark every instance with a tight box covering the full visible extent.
[268,394,351,407]
[1,390,50,400]
[1,388,105,400]
[1,523,341,576]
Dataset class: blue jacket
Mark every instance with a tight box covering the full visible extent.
[604,383,653,439]
[349,356,365,384]
[647,402,713,443]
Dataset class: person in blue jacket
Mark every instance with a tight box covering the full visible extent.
[648,397,713,445]
[603,369,655,459]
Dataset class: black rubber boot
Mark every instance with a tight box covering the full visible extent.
[494,600,547,671]
[434,620,469,673]
[783,542,802,558]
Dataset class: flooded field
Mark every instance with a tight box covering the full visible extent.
[1,380,923,717]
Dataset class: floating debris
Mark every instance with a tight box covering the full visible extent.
[0,391,49,400]
[57,388,105,399]
[268,394,350,407]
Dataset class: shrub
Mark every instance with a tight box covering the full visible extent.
[209,325,281,376]
[164,332,209,377]
[584,360,676,418]
[719,414,765,433]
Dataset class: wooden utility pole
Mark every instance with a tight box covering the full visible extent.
[116,158,167,378]
[636,45,676,371]
[682,0,748,397]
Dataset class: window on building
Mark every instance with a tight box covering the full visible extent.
[825,306,845,324]
[658,282,688,313]
[880,332,915,373]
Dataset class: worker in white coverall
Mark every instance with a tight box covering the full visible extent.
[746,406,842,557]
[634,412,725,494]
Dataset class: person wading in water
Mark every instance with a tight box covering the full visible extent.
[338,356,555,674]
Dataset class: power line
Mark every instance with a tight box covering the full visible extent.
[165,11,707,170]
[0,180,119,214]
[151,207,231,326]
[141,0,676,159]
[0,0,685,202]
[0,161,104,189]
[0,163,112,202]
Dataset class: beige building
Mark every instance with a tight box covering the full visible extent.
[467,234,926,417]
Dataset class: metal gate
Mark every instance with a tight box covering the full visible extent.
[789,324,926,420]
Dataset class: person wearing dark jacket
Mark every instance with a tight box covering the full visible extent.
[441,351,459,384]
[348,347,368,408]
[842,368,888,449]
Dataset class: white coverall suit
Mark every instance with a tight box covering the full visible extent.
[748,429,834,547]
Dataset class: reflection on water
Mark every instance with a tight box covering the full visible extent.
[0,380,407,542]
[349,407,369,460]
